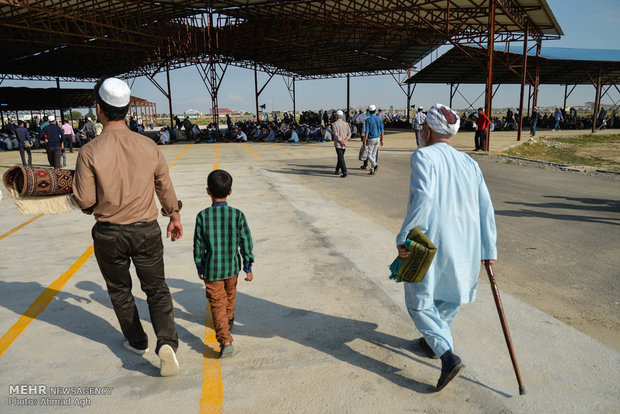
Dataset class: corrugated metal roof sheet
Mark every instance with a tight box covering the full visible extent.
[539,47,620,62]
[0,1,563,80]
[406,46,620,85]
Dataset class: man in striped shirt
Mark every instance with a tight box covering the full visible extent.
[193,169,254,357]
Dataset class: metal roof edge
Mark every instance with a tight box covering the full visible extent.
[539,0,564,36]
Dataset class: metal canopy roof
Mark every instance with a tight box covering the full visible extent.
[0,87,95,111]
[0,1,562,82]
[0,87,152,111]
[533,47,620,62]
[405,45,620,86]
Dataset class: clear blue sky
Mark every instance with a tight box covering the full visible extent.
[4,0,620,115]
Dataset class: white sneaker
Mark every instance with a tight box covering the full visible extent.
[123,341,148,355]
[159,345,180,377]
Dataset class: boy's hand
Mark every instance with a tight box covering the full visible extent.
[244,272,253,282]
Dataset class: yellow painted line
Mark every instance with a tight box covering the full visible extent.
[0,246,94,357]
[0,145,192,358]
[200,152,224,413]
[169,143,193,168]
[0,214,43,240]
[214,143,219,170]
[243,143,261,160]
[270,142,298,157]
[200,308,223,413]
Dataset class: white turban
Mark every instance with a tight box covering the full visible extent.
[426,103,460,136]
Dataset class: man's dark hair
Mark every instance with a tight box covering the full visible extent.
[207,169,233,198]
[18,120,25,126]
[477,107,483,112]
[94,77,130,121]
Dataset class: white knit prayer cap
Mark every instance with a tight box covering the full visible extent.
[368,104,376,111]
[425,103,460,136]
[48,115,55,122]
[98,78,131,107]
[336,110,344,117]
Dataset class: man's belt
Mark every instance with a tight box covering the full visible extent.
[97,221,154,227]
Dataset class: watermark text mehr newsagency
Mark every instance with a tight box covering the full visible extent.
[9,385,112,395]
[7,385,113,407]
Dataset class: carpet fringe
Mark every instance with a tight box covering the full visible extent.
[9,189,79,215]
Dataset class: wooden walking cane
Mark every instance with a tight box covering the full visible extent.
[484,260,526,395]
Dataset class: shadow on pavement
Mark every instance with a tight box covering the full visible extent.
[242,290,435,393]
[75,280,206,357]
[0,280,159,376]
[496,197,620,225]
[543,196,620,213]
[265,166,339,177]
[165,278,511,396]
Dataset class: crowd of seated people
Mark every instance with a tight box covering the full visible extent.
[456,107,619,132]
[193,111,354,144]
[382,112,412,129]
[220,119,334,143]
[143,106,620,148]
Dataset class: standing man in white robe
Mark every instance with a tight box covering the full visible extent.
[396,103,497,391]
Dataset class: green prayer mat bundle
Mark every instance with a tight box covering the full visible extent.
[389,227,437,283]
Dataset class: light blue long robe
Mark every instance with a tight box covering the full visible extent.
[397,142,497,310]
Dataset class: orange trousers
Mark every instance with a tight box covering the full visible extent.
[204,275,238,346]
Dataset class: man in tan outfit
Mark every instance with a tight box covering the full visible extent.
[332,110,351,177]
[73,77,183,377]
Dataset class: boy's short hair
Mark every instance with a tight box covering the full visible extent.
[208,169,233,198]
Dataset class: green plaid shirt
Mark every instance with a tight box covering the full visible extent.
[193,202,254,281]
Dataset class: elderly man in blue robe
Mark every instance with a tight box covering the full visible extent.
[396,103,497,391]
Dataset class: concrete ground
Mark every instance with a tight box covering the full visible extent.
[0,130,618,414]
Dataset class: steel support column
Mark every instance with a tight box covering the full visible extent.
[517,23,528,142]
[406,83,412,122]
[391,72,415,123]
[592,67,602,133]
[56,77,66,123]
[254,66,260,122]
[283,76,297,122]
[449,83,459,109]
[346,74,350,122]
[484,0,496,151]
[293,77,296,122]
[532,39,542,111]
[166,63,173,129]
[254,65,276,123]
[209,61,219,135]
[563,84,568,110]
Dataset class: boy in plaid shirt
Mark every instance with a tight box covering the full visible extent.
[193,169,254,357]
